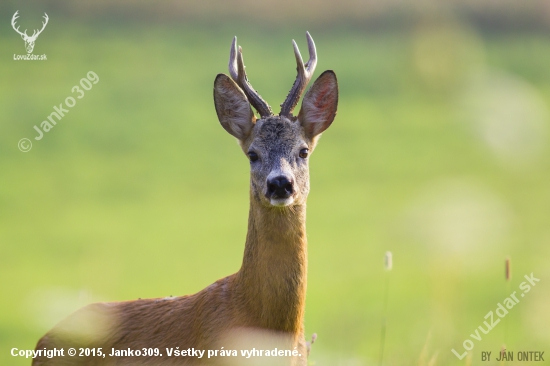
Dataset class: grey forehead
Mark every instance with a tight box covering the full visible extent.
[252,117,303,146]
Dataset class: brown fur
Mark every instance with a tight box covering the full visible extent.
[33,198,308,366]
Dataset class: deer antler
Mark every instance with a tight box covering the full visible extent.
[280,32,317,117]
[11,11,28,38]
[30,13,49,39]
[228,37,273,118]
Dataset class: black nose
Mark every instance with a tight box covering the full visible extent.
[267,176,294,199]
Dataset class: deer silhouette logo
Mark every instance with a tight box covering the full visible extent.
[11,11,49,54]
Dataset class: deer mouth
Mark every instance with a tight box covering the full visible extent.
[269,196,295,207]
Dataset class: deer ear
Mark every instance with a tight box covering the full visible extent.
[214,74,256,141]
[298,70,338,139]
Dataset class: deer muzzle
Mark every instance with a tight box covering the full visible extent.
[266,175,294,206]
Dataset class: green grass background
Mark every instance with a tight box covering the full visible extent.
[1,19,549,366]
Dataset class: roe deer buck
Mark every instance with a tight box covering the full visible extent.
[33,32,338,366]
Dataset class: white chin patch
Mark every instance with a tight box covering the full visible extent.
[270,196,294,207]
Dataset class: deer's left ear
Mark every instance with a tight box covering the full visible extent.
[298,70,338,139]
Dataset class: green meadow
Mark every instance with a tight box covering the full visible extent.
[1,22,549,365]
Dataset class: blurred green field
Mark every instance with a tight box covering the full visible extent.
[1,21,549,366]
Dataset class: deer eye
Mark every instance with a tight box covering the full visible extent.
[248,151,259,162]
[299,148,309,159]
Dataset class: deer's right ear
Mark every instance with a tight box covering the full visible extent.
[214,74,256,140]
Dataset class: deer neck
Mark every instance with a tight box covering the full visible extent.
[234,193,308,333]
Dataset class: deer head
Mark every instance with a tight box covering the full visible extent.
[11,11,49,54]
[214,32,338,208]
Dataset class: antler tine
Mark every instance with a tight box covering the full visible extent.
[11,10,28,37]
[280,31,317,117]
[228,36,273,118]
[228,36,239,82]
